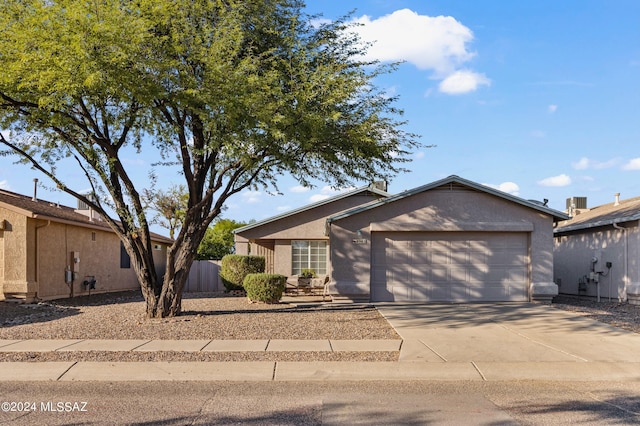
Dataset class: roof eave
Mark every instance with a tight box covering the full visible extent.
[233,185,390,234]
[328,175,570,223]
[554,214,640,234]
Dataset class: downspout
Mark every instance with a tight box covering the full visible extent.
[612,221,627,302]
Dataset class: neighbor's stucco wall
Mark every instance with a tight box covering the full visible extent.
[0,205,169,300]
[554,222,638,301]
[0,207,38,298]
[329,189,556,300]
[35,221,140,299]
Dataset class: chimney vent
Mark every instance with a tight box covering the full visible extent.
[371,181,388,192]
[614,193,620,206]
[32,178,38,202]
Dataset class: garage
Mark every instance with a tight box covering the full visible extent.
[370,231,529,302]
[326,175,568,303]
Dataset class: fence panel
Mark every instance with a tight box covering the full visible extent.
[185,260,223,292]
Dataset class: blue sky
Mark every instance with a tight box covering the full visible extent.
[1,0,639,230]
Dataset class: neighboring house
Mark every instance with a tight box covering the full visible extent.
[236,175,568,303]
[0,189,172,302]
[554,193,640,304]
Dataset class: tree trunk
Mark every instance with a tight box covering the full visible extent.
[141,223,202,318]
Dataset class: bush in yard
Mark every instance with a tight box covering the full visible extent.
[243,274,287,303]
[220,255,265,291]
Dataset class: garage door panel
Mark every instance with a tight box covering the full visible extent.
[432,251,450,265]
[371,232,529,302]
[430,267,449,283]
[413,250,431,263]
[450,266,470,282]
[410,267,430,281]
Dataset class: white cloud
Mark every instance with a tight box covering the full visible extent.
[308,185,353,203]
[352,9,474,74]
[309,194,331,203]
[622,158,640,170]
[276,205,291,212]
[572,157,619,170]
[241,190,262,203]
[572,157,590,170]
[414,151,425,160]
[530,130,546,138]
[438,70,490,94]
[537,174,572,187]
[483,181,520,195]
[290,185,310,193]
[350,9,488,96]
[548,104,558,113]
[0,180,9,190]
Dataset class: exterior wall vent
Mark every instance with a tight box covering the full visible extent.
[566,197,587,210]
[77,194,96,210]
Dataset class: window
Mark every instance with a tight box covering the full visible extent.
[91,232,96,242]
[292,240,327,275]
[120,242,131,269]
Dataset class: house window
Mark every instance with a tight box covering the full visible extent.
[292,240,327,275]
[120,242,131,269]
[91,232,96,242]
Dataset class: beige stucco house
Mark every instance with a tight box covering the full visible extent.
[236,175,568,303]
[0,189,172,302]
[554,194,640,304]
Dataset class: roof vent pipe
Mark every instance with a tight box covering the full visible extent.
[614,193,620,206]
[32,178,38,202]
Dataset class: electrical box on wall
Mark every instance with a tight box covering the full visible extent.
[70,252,80,272]
[592,250,604,273]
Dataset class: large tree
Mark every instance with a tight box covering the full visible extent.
[0,0,419,317]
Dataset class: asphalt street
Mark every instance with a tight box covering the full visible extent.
[1,380,639,425]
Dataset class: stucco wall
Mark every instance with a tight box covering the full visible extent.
[329,189,556,300]
[0,207,37,297]
[554,222,638,301]
[35,221,169,300]
[0,205,169,300]
[234,192,379,277]
[235,194,381,241]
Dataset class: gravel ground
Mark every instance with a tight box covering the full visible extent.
[1,291,639,362]
[551,294,640,334]
[0,291,399,362]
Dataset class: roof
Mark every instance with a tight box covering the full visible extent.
[233,184,390,234]
[327,175,570,223]
[0,189,172,244]
[554,195,640,234]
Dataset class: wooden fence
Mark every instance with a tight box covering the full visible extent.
[184,260,223,293]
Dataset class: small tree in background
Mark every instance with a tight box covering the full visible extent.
[197,219,249,260]
[144,185,189,240]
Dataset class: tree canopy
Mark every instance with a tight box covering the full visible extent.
[0,0,419,317]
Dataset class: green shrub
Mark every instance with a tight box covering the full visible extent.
[299,268,316,278]
[220,255,265,291]
[243,273,287,303]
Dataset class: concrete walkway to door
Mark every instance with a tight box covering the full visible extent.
[376,303,640,381]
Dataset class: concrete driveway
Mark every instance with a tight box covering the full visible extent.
[376,303,640,365]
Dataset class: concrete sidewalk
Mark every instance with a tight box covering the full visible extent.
[2,360,640,382]
[0,339,401,353]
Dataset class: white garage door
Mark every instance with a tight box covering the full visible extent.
[371,232,529,302]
